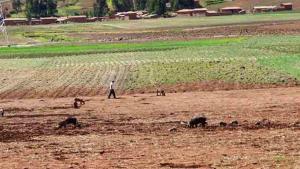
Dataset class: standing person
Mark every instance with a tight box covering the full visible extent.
[108,80,116,99]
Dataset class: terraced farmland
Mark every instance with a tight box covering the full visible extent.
[0,35,299,99]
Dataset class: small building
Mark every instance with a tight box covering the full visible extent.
[253,6,277,13]
[67,15,87,23]
[205,10,220,17]
[192,8,208,16]
[57,17,68,24]
[219,7,244,15]
[30,19,41,25]
[87,17,97,22]
[127,12,138,20]
[115,13,125,20]
[4,18,28,26]
[177,8,208,16]
[280,3,293,10]
[176,9,194,16]
[41,17,57,24]
[116,11,138,20]
[98,17,107,22]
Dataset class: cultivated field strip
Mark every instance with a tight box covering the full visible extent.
[0,36,299,98]
[0,54,296,99]
[0,59,227,98]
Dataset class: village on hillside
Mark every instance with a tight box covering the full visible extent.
[0,0,295,25]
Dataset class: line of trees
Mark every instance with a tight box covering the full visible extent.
[26,0,57,19]
[94,0,200,17]
[24,0,200,19]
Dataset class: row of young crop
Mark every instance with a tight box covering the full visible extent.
[0,35,299,98]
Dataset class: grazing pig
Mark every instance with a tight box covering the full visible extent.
[229,120,239,127]
[256,119,271,127]
[219,122,227,127]
[157,89,166,96]
[188,116,207,128]
[74,101,80,109]
[74,98,85,105]
[58,117,81,129]
[74,98,85,109]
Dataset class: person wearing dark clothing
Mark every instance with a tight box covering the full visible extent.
[108,80,116,99]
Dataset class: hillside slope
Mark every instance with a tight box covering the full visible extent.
[204,0,300,11]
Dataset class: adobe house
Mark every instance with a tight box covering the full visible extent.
[176,8,207,17]
[4,18,28,26]
[0,0,13,18]
[205,10,220,17]
[192,8,208,16]
[116,13,126,20]
[30,18,41,25]
[219,7,244,15]
[41,17,58,24]
[67,15,87,23]
[116,11,138,20]
[87,17,97,22]
[253,6,277,13]
[280,3,293,10]
[126,12,138,20]
[176,9,194,16]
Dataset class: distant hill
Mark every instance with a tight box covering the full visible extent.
[9,0,300,18]
[60,0,300,15]
[202,0,300,11]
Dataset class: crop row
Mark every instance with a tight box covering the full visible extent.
[0,35,299,98]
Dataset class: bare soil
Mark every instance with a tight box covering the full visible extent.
[72,20,300,43]
[0,87,299,168]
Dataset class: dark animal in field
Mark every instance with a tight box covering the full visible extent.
[293,121,300,127]
[0,108,4,117]
[75,98,85,104]
[256,119,271,127]
[58,117,81,129]
[156,89,166,96]
[188,116,207,128]
[169,127,177,132]
[229,120,239,127]
[74,101,80,109]
[219,122,227,127]
[74,98,85,109]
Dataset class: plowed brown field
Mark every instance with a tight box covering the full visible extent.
[0,87,299,168]
[72,20,300,43]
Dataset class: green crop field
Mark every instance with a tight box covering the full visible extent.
[0,35,299,99]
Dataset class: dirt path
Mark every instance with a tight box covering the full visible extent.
[0,87,299,168]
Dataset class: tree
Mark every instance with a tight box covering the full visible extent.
[32,0,40,17]
[25,0,33,21]
[147,0,166,15]
[170,0,196,10]
[47,0,58,16]
[39,0,48,17]
[26,0,58,19]
[94,0,108,17]
[12,0,22,13]
[135,0,147,10]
